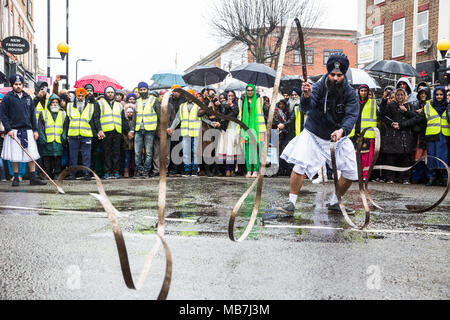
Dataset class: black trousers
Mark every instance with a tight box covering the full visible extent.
[103,131,122,174]
[43,156,62,179]
[384,153,410,182]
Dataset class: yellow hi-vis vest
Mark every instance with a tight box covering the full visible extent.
[237,97,267,134]
[42,109,66,144]
[424,101,450,137]
[179,102,201,137]
[294,105,306,136]
[98,100,123,134]
[349,98,377,139]
[135,97,158,131]
[67,103,94,137]
[35,100,48,122]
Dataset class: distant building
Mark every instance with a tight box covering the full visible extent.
[0,0,37,87]
[185,27,357,79]
[357,0,450,84]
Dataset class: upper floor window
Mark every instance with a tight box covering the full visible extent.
[392,18,405,58]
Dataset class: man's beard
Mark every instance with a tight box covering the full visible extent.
[289,98,300,106]
[326,78,344,96]
[140,93,149,99]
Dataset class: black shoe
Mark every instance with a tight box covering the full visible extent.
[83,174,92,181]
[150,172,159,178]
[205,167,213,177]
[327,202,355,215]
[66,174,76,181]
[12,179,20,187]
[426,178,436,186]
[30,177,47,186]
[277,201,295,215]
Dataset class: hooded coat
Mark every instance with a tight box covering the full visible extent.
[37,94,68,157]
[379,92,419,154]
[413,87,431,148]
[396,77,418,104]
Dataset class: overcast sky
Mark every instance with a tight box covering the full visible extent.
[34,0,358,90]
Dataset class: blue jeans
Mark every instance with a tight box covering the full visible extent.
[7,161,26,177]
[134,130,155,173]
[69,137,92,175]
[182,136,199,173]
[0,158,6,180]
[123,150,134,169]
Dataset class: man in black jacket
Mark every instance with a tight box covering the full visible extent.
[279,53,359,215]
[0,74,46,187]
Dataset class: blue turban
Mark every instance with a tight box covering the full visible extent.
[326,53,349,75]
[9,74,24,86]
[126,93,137,102]
[138,82,149,89]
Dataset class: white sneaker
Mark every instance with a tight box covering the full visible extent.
[312,176,327,184]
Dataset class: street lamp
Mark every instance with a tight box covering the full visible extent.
[76,59,93,82]
[437,39,450,59]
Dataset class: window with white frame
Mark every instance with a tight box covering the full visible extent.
[373,25,384,61]
[294,48,314,65]
[416,10,429,52]
[392,18,405,58]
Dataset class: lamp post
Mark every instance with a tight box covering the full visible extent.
[437,39,450,86]
[76,59,93,83]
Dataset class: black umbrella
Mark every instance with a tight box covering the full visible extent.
[364,60,421,77]
[280,75,303,94]
[230,63,276,88]
[182,65,229,87]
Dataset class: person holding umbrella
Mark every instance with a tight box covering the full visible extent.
[237,83,267,178]
[84,83,103,174]
[0,74,47,187]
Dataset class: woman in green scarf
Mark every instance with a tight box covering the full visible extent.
[240,84,266,178]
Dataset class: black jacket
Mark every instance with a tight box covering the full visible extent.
[380,99,419,154]
[0,90,37,133]
[218,101,239,131]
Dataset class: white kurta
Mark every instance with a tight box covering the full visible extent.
[281,129,358,181]
[1,130,40,163]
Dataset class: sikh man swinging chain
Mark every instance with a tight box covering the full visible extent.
[279,53,359,214]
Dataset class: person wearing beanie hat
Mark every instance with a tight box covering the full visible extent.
[97,86,130,179]
[129,81,161,178]
[278,52,360,215]
[0,74,47,187]
[37,93,68,180]
[347,84,378,181]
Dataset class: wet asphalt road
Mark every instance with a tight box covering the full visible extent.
[0,176,449,300]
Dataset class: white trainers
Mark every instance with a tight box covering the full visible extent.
[312,176,327,184]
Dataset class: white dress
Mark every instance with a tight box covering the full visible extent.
[216,121,241,163]
[1,130,40,163]
[281,129,358,181]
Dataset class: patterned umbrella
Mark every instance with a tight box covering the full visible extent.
[74,74,124,94]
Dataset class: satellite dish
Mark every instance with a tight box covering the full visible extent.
[420,39,433,50]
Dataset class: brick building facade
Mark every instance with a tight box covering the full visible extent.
[0,0,37,87]
[358,0,450,84]
[185,27,357,79]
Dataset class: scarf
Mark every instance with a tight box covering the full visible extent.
[358,84,369,106]
[241,84,259,143]
[432,87,447,115]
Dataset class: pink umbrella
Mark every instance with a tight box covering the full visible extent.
[74,74,124,94]
[0,87,35,96]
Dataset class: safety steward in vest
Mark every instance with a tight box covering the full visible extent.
[167,89,202,176]
[424,86,449,186]
[129,82,161,178]
[237,83,267,178]
[349,84,378,180]
[65,87,101,180]
[37,94,67,180]
[97,86,130,179]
